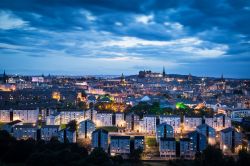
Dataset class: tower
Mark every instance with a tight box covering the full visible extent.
[2,70,8,83]
[221,73,225,82]
[162,66,166,77]
[120,73,125,85]
[188,73,192,81]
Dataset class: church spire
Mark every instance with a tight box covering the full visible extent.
[221,73,225,82]
[162,66,166,77]
[120,73,126,85]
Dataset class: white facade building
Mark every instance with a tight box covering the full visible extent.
[141,115,156,134]
[95,113,113,127]
[85,109,97,123]
[46,113,61,125]
[125,113,140,132]
[0,110,11,122]
[184,116,202,132]
[205,114,231,131]
[59,111,85,124]
[115,113,126,127]
[0,109,39,123]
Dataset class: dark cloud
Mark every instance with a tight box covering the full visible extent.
[0,0,249,77]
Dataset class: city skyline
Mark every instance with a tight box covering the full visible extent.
[0,0,250,78]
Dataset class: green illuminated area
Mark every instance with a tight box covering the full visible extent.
[176,102,188,109]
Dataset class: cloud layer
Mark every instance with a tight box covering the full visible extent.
[0,0,249,77]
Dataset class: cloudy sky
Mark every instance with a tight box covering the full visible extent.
[0,0,250,78]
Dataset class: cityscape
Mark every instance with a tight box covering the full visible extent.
[1,1,250,166]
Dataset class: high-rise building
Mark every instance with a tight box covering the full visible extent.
[92,129,109,152]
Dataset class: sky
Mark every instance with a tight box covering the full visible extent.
[0,0,250,78]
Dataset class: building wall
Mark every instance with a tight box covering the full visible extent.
[142,116,156,134]
[159,139,176,158]
[13,126,37,140]
[78,120,96,139]
[92,130,109,152]
[60,111,85,124]
[110,137,130,155]
[41,126,59,141]
[184,117,202,131]
[159,116,181,133]
[156,123,174,142]
[13,109,39,123]
[95,113,113,127]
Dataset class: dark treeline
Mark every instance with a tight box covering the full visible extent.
[0,130,142,166]
[167,145,250,166]
[1,130,250,166]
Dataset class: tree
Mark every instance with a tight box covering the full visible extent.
[67,120,78,131]
[201,146,224,166]
[0,130,16,159]
[87,148,113,166]
[237,150,250,166]
[129,148,143,162]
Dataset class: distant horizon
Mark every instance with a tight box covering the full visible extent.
[2,70,250,80]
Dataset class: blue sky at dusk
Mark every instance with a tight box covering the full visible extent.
[0,0,250,78]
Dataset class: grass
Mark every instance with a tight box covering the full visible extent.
[146,136,157,147]
[60,124,67,130]
[0,122,6,130]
